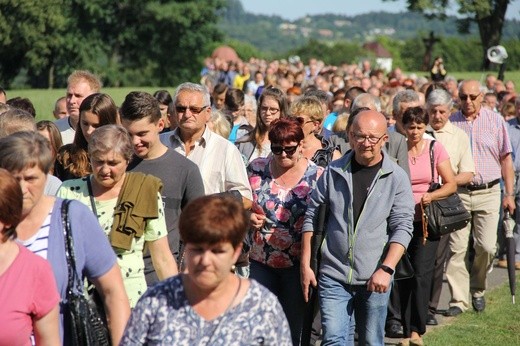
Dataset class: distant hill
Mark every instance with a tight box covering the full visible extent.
[218,0,520,54]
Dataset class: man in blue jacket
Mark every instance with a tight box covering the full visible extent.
[301,109,414,345]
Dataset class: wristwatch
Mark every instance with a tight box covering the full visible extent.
[379,264,395,275]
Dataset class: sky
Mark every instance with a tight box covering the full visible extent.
[241,0,520,20]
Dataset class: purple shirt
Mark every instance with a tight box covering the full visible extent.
[450,107,512,185]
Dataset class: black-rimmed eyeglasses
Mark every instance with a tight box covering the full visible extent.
[350,133,386,144]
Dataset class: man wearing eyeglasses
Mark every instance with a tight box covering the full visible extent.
[160,82,252,210]
[301,110,414,345]
[448,79,515,313]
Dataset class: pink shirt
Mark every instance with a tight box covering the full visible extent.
[0,243,59,346]
[409,140,450,220]
[450,107,512,184]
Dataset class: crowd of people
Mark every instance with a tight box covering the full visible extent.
[0,54,519,346]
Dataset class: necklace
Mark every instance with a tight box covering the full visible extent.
[409,141,425,165]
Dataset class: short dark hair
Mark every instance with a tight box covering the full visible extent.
[120,91,162,123]
[268,117,304,145]
[179,195,248,248]
[402,106,429,126]
[0,168,23,241]
[153,90,174,118]
[345,86,366,102]
[224,88,245,112]
[6,97,36,117]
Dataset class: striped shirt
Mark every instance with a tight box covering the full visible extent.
[450,107,512,185]
[19,210,53,260]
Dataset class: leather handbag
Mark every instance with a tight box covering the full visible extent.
[61,199,111,346]
[424,141,471,239]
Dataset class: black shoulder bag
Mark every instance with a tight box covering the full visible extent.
[424,141,471,239]
[61,199,111,346]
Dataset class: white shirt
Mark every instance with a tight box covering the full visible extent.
[54,117,75,145]
[163,126,252,199]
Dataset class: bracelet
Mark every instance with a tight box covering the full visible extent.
[504,193,515,197]
[379,264,394,275]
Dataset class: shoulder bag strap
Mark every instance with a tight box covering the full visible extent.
[429,140,436,185]
[86,176,98,217]
[61,199,81,294]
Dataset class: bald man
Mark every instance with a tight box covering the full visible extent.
[302,110,414,345]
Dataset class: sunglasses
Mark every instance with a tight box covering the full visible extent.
[459,93,480,101]
[175,105,209,114]
[271,144,298,156]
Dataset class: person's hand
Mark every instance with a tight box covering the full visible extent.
[503,195,516,215]
[250,212,266,230]
[421,192,433,206]
[300,265,317,302]
[367,268,392,293]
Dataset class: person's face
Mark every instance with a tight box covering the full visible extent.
[90,150,128,189]
[37,129,56,157]
[483,95,497,110]
[332,100,344,113]
[349,114,388,166]
[213,92,226,110]
[0,92,6,104]
[122,117,164,159]
[176,91,211,134]
[396,101,421,129]
[66,80,94,121]
[486,76,496,89]
[271,140,302,169]
[244,103,256,127]
[428,104,451,131]
[53,99,68,119]
[158,104,171,129]
[506,81,516,93]
[80,111,100,143]
[260,96,281,127]
[459,81,482,117]
[298,114,319,137]
[12,165,47,218]
[385,114,396,127]
[404,121,426,145]
[185,241,241,290]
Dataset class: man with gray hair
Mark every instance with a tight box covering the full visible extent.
[160,82,252,208]
[425,88,475,322]
[392,89,422,135]
[351,93,382,113]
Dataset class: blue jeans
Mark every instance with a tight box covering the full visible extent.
[250,260,304,346]
[319,273,390,346]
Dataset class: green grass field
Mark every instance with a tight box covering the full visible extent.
[5,70,520,122]
[423,277,520,345]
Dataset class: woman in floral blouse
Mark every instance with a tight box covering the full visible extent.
[248,117,324,345]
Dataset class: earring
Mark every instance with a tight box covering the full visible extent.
[231,264,236,273]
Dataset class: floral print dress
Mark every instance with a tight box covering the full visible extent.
[247,157,324,268]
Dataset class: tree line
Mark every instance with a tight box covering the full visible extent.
[1,0,518,89]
